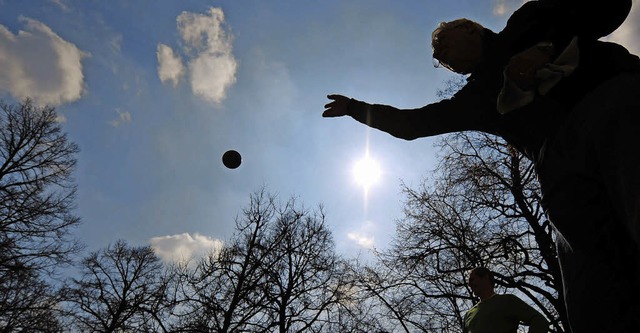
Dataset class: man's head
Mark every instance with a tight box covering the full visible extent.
[432,18,486,74]
[468,267,495,299]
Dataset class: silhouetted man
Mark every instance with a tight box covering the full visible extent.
[323,1,640,331]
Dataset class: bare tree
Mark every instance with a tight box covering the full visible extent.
[357,131,566,332]
[0,99,81,274]
[174,190,276,332]
[174,189,346,333]
[0,98,81,330]
[260,199,343,333]
[0,268,64,332]
[64,240,173,333]
[322,259,399,333]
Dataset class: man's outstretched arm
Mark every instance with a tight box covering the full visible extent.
[323,89,493,141]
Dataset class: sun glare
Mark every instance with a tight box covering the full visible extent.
[353,155,381,190]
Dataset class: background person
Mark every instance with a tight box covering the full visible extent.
[463,267,549,333]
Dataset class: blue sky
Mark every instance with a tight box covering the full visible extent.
[1,0,638,262]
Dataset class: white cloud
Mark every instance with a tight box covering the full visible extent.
[157,44,184,87]
[346,219,380,249]
[0,17,87,106]
[347,232,375,249]
[493,0,528,17]
[156,7,237,104]
[109,108,132,127]
[189,52,237,102]
[493,0,509,16]
[177,8,231,55]
[56,114,67,123]
[49,0,70,12]
[150,232,223,263]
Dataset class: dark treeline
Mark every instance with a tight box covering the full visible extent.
[0,98,564,332]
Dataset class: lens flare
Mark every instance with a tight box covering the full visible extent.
[353,154,381,190]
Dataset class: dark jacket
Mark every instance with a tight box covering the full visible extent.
[345,0,638,162]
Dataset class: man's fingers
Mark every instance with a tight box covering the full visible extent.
[322,109,339,117]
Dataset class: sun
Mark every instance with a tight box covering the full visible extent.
[352,154,381,190]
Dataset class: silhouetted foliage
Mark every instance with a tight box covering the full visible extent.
[173,189,347,333]
[0,268,64,332]
[354,131,565,333]
[63,240,173,333]
[344,76,566,332]
[264,199,354,333]
[0,96,569,332]
[0,98,80,331]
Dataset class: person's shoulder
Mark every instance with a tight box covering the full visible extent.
[513,0,557,13]
[495,293,523,303]
[597,40,636,56]
[494,294,512,300]
[506,0,555,24]
[468,300,481,310]
[585,40,640,66]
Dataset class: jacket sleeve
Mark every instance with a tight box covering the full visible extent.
[345,79,497,140]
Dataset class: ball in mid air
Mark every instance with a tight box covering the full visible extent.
[222,150,242,169]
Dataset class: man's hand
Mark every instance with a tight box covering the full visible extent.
[323,94,351,117]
